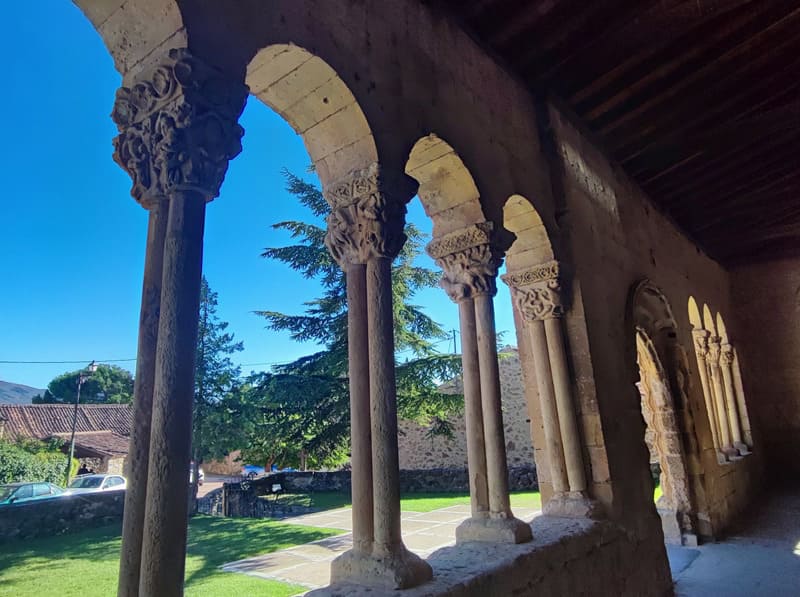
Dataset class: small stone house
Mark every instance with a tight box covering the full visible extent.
[0,404,132,474]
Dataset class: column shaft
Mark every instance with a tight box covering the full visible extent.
[346,263,373,554]
[720,352,744,448]
[544,317,587,493]
[708,361,732,449]
[458,298,490,517]
[139,191,206,597]
[118,204,168,597]
[528,320,569,494]
[694,351,721,451]
[366,256,403,552]
[731,351,753,446]
[474,293,512,517]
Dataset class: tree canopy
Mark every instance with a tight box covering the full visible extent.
[33,364,134,404]
[241,170,462,470]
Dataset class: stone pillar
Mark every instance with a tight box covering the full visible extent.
[707,337,737,460]
[118,202,167,597]
[346,263,373,554]
[503,261,599,518]
[720,343,748,455]
[691,329,725,463]
[326,164,432,589]
[731,349,753,447]
[111,48,247,597]
[428,223,532,544]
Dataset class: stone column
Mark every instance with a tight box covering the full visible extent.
[731,349,753,447]
[707,336,737,460]
[691,329,725,462]
[720,343,748,455]
[503,262,598,518]
[111,48,247,597]
[429,223,531,544]
[326,164,432,589]
[346,263,373,554]
[118,201,167,597]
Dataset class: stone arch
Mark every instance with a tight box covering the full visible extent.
[404,133,486,236]
[72,0,186,77]
[246,44,378,188]
[503,195,555,271]
[631,280,696,545]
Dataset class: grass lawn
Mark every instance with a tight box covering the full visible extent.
[272,490,542,514]
[0,516,339,597]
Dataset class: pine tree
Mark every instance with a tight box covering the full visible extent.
[192,277,245,472]
[243,169,462,470]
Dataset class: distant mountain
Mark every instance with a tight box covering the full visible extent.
[0,381,45,405]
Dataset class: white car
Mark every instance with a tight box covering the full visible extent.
[67,474,127,494]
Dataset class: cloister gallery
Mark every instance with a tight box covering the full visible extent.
[65,1,800,595]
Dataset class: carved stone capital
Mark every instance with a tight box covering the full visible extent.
[501,261,565,320]
[112,48,248,208]
[426,223,502,302]
[706,336,722,364]
[324,163,417,266]
[720,343,735,366]
[692,329,710,359]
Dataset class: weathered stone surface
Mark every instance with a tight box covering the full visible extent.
[0,492,124,544]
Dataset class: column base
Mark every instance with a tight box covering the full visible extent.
[543,492,603,519]
[715,451,728,465]
[456,514,533,544]
[330,545,432,590]
[734,442,751,456]
[722,446,743,461]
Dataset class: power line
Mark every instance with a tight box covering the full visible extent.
[0,358,137,365]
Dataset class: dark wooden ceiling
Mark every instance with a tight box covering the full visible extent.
[432,0,800,266]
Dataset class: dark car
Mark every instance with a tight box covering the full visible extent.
[0,482,65,505]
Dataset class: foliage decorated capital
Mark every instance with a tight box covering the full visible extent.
[501,261,566,320]
[323,163,417,266]
[112,48,248,208]
[426,222,503,302]
[691,329,710,359]
[720,342,735,366]
[706,336,722,364]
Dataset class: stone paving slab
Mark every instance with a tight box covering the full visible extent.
[224,505,542,594]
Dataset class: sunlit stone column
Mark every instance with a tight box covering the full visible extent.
[326,164,432,589]
[111,48,247,597]
[720,343,748,455]
[707,336,737,459]
[503,262,598,518]
[429,224,531,544]
[731,349,753,447]
[118,200,167,597]
[691,329,726,462]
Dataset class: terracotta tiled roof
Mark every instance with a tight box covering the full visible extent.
[0,404,132,441]
[51,431,130,457]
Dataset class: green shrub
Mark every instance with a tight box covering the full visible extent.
[0,438,76,486]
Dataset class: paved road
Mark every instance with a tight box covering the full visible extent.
[197,474,238,498]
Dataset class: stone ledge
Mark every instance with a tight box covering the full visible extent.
[309,515,672,596]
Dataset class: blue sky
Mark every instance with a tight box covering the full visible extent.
[0,1,515,390]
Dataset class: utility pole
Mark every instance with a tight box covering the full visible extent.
[65,361,97,486]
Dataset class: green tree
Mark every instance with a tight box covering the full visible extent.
[0,438,77,485]
[192,277,245,474]
[243,169,461,469]
[33,364,134,404]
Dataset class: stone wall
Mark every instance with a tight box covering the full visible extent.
[311,515,670,597]
[546,106,764,537]
[732,258,800,480]
[0,492,124,544]
[223,466,537,518]
[398,349,535,470]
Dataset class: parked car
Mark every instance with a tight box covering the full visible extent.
[242,464,266,479]
[0,482,65,505]
[66,474,126,494]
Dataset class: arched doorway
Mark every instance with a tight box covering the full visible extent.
[631,280,697,545]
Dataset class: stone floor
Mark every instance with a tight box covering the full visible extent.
[222,505,542,592]
[671,487,800,596]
